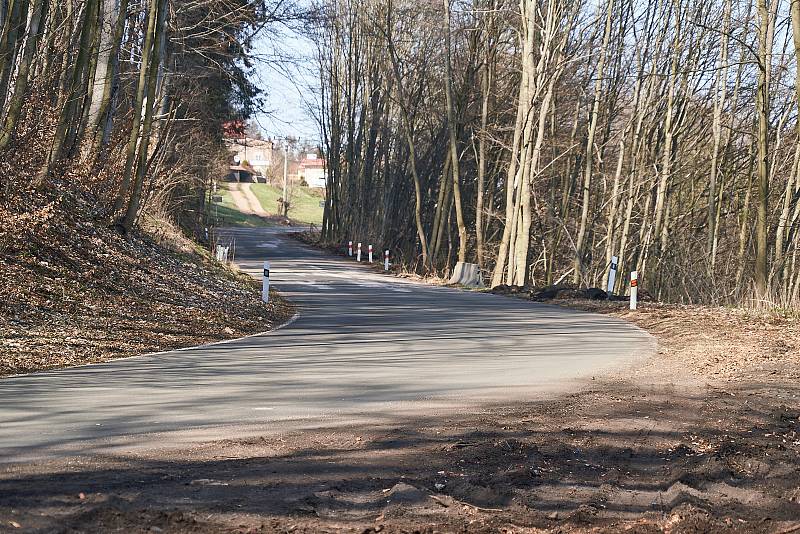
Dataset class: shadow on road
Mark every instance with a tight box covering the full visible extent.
[2,379,799,532]
[0,229,654,463]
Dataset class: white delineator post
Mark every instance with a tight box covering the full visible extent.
[262,261,271,304]
[348,241,353,257]
[630,270,638,311]
[368,244,373,263]
[357,242,362,262]
[282,141,289,218]
[384,250,390,271]
[607,255,619,296]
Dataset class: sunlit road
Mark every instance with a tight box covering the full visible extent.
[0,227,655,463]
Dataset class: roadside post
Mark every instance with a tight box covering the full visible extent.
[357,242,362,262]
[607,255,619,297]
[348,241,353,257]
[630,271,638,311]
[384,250,390,271]
[368,244,373,263]
[215,245,229,262]
[262,261,270,304]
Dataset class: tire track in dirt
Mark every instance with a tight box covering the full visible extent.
[228,182,268,217]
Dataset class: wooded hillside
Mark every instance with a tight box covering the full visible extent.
[0,0,297,234]
[315,0,800,307]
[0,0,299,372]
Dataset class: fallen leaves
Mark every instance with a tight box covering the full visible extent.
[0,186,294,376]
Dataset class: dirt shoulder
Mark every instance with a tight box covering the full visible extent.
[0,188,294,377]
[2,239,800,532]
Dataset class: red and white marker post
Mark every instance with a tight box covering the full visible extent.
[384,250,390,271]
[357,242,362,262]
[348,241,353,257]
[368,244,373,263]
[630,271,638,311]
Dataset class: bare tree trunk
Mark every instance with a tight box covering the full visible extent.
[707,0,731,269]
[574,0,614,285]
[475,1,495,269]
[603,127,626,290]
[122,0,168,231]
[37,0,100,182]
[490,79,524,287]
[0,0,27,113]
[754,0,775,296]
[735,140,756,294]
[111,0,161,217]
[492,0,573,286]
[0,0,48,151]
[432,152,452,265]
[650,4,682,278]
[777,0,800,278]
[384,2,431,269]
[443,0,467,264]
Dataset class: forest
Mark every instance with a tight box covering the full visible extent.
[0,0,295,239]
[4,0,800,309]
[315,0,800,306]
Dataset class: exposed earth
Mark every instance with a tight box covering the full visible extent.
[228,183,271,219]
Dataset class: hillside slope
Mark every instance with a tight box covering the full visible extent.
[0,187,293,377]
[218,182,323,226]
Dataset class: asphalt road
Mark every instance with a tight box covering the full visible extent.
[0,227,655,463]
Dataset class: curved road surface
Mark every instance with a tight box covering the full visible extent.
[0,228,655,463]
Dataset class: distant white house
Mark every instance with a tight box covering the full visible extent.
[225,138,275,180]
[298,154,327,188]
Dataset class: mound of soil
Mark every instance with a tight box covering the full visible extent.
[490,283,657,303]
[0,186,293,376]
[492,283,603,301]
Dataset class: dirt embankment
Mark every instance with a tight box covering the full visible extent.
[0,187,293,377]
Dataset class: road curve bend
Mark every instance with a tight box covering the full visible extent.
[0,227,655,463]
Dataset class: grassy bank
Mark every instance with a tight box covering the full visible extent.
[213,184,272,227]
[216,182,323,226]
[251,183,323,224]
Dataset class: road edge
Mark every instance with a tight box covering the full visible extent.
[1,312,301,380]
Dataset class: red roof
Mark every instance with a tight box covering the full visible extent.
[300,159,326,168]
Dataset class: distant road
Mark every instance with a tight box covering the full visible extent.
[0,227,655,463]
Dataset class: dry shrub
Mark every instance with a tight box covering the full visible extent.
[741,282,800,316]
[139,209,198,255]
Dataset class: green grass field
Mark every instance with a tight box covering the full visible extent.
[212,184,273,227]
[213,182,324,227]
[252,184,323,225]
[248,183,324,225]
